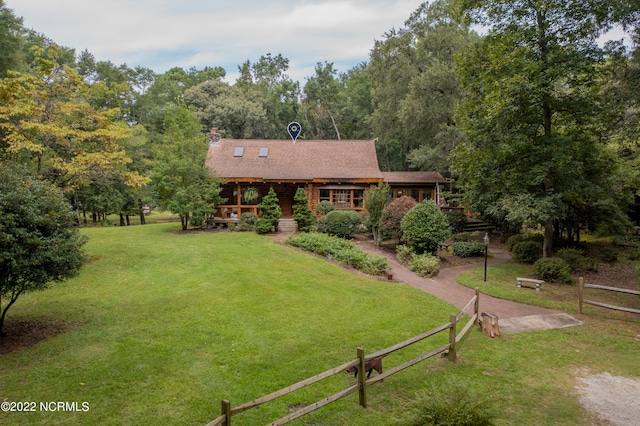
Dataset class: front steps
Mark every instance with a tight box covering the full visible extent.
[278,218,298,232]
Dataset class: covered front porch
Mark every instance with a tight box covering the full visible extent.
[213,181,302,221]
[211,180,377,223]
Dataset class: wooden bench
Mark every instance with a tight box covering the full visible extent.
[206,217,239,228]
[516,277,544,291]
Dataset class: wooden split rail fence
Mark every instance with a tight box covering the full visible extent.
[204,289,481,426]
[578,277,640,315]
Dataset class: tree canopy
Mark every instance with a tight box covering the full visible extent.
[152,102,224,230]
[451,0,638,255]
[0,164,88,334]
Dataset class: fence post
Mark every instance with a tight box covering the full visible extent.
[357,346,367,408]
[578,277,584,315]
[221,399,231,426]
[448,314,457,362]
[474,288,480,325]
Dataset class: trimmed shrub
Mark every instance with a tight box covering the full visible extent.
[409,253,441,278]
[512,240,543,264]
[445,210,469,234]
[533,257,573,283]
[285,232,353,256]
[401,200,451,255]
[231,221,254,232]
[555,248,586,272]
[240,212,258,225]
[396,244,415,265]
[322,210,362,239]
[254,218,273,234]
[453,242,486,258]
[315,200,335,215]
[506,233,544,251]
[379,196,418,241]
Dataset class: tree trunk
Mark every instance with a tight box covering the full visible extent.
[0,291,22,336]
[119,213,125,226]
[543,220,554,258]
[139,211,146,225]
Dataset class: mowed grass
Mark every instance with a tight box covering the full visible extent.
[1,224,639,426]
[0,223,456,425]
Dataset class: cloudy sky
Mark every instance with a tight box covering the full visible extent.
[7,0,424,83]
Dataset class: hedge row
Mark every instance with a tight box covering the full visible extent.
[285,232,388,276]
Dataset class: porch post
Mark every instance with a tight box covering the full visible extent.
[236,183,242,212]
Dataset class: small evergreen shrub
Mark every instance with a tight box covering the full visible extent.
[555,248,586,272]
[258,187,281,231]
[453,242,486,258]
[322,210,362,239]
[254,218,273,234]
[240,212,259,225]
[293,188,315,232]
[533,257,573,283]
[506,233,544,251]
[396,244,415,265]
[232,221,254,232]
[512,240,543,264]
[409,253,441,278]
[315,200,335,215]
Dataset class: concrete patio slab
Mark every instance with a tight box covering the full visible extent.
[499,313,582,333]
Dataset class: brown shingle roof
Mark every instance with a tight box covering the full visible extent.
[206,139,383,181]
[381,171,447,184]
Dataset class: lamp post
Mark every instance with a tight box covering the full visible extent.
[483,232,490,282]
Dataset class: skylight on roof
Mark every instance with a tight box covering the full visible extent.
[259,147,269,158]
[234,147,244,157]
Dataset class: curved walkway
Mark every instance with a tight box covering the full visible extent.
[354,240,582,333]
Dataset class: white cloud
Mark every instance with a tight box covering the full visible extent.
[7,0,422,82]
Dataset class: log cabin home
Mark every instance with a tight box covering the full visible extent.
[204,130,447,223]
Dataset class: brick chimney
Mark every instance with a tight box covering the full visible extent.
[207,128,221,145]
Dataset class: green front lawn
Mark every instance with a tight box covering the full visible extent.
[1,224,638,425]
[0,224,455,425]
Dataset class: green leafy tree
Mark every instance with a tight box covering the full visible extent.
[236,53,300,138]
[183,80,268,138]
[0,164,88,335]
[364,183,391,243]
[401,200,451,254]
[153,103,224,230]
[0,0,25,77]
[367,0,474,172]
[303,61,344,139]
[338,63,374,140]
[135,66,225,140]
[0,46,147,193]
[293,188,314,232]
[452,0,636,256]
[258,187,282,232]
